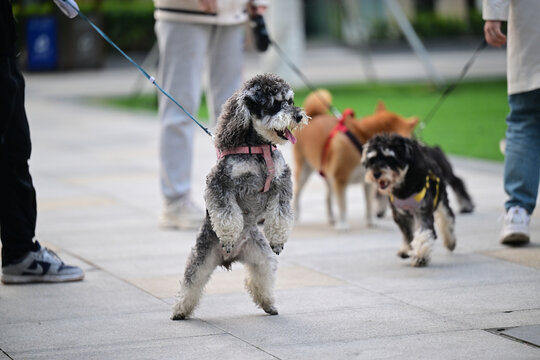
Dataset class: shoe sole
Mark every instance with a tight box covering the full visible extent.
[500,232,530,246]
[1,273,85,284]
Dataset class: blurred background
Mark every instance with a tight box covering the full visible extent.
[11,0,506,161]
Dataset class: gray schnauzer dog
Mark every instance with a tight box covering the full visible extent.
[362,134,461,267]
[171,73,307,320]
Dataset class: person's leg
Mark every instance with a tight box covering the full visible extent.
[155,20,209,228]
[156,20,210,201]
[0,57,83,283]
[0,56,39,266]
[504,88,540,214]
[206,24,245,124]
[501,88,540,245]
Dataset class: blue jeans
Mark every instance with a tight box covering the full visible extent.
[504,88,540,214]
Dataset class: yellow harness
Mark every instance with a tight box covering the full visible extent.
[390,172,440,211]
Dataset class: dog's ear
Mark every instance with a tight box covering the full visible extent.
[375,100,386,114]
[243,86,268,115]
[400,136,418,163]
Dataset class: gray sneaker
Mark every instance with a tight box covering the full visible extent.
[160,197,205,230]
[2,243,84,284]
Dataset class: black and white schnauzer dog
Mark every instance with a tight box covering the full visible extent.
[362,133,469,267]
[171,73,307,320]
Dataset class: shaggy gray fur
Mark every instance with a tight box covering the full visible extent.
[172,73,307,320]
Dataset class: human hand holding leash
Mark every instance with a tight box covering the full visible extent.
[484,20,506,47]
[53,0,79,18]
[199,0,217,13]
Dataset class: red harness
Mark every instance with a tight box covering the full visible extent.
[216,144,277,192]
[319,108,358,177]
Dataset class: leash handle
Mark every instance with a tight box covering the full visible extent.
[59,0,214,139]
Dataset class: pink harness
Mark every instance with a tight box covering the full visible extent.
[216,145,277,192]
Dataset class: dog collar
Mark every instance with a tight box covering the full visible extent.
[216,145,277,192]
[390,172,440,211]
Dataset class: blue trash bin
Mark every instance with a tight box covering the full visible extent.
[26,16,58,70]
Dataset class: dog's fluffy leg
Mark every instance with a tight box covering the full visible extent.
[205,178,244,254]
[293,160,313,223]
[392,207,414,258]
[375,192,388,218]
[263,174,293,255]
[410,229,435,267]
[363,182,375,227]
[324,179,335,225]
[172,220,221,320]
[435,199,457,252]
[241,227,279,315]
[329,178,349,232]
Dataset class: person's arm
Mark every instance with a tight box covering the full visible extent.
[482,0,509,47]
[53,0,79,18]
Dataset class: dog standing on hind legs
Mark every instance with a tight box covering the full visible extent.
[171,73,307,320]
[362,134,458,267]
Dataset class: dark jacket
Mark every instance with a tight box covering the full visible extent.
[0,0,16,57]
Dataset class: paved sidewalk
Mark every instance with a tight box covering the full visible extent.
[1,45,539,359]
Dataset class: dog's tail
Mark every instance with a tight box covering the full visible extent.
[303,89,332,118]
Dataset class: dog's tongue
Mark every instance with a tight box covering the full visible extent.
[284,128,296,144]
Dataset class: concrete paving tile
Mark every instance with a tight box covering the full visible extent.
[37,195,119,211]
[192,285,399,319]
[128,264,345,299]
[454,309,540,329]
[0,311,221,354]
[482,246,540,269]
[294,250,540,294]
[0,351,10,360]
[388,281,540,317]
[260,330,540,360]
[11,335,276,360]
[204,304,467,347]
[501,324,540,347]
[0,271,165,324]
[38,226,196,264]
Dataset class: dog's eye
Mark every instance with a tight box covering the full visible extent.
[287,98,294,105]
[268,101,282,115]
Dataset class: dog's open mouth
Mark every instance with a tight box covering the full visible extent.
[276,128,296,144]
[378,179,390,190]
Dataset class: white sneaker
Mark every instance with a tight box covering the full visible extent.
[2,242,84,284]
[500,206,530,246]
[160,197,205,230]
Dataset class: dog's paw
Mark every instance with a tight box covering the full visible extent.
[171,312,187,321]
[397,249,411,259]
[270,243,284,255]
[220,240,235,254]
[263,305,279,316]
[411,255,430,267]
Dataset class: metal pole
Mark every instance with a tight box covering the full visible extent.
[385,0,444,88]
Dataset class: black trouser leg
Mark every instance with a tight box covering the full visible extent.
[0,56,38,266]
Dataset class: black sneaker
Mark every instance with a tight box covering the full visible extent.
[1,243,84,284]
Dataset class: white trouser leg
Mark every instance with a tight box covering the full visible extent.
[155,20,210,201]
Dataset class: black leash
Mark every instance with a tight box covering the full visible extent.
[416,39,488,138]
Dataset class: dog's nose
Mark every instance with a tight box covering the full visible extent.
[294,114,303,123]
[373,170,381,179]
